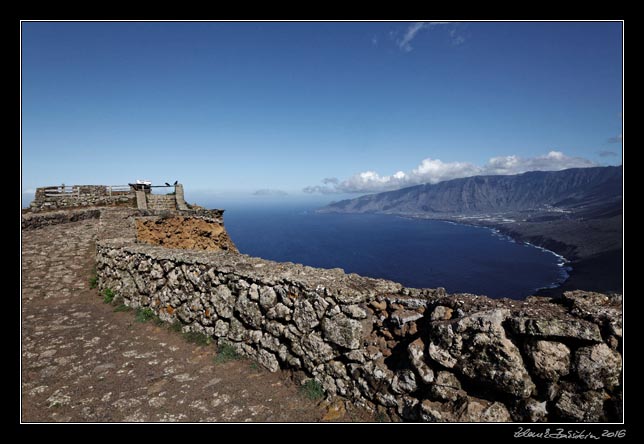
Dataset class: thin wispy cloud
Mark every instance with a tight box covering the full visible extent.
[303,151,597,194]
[395,21,464,52]
[598,150,618,157]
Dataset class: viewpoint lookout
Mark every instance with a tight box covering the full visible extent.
[29,182,190,212]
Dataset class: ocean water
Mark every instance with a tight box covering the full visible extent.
[221,204,568,300]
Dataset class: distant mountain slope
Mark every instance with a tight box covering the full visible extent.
[319,166,622,216]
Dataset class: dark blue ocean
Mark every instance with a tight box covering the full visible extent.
[221,204,568,300]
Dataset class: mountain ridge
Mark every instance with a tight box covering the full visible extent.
[319,166,623,295]
[319,166,622,217]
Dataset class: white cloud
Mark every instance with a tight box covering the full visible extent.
[397,22,450,52]
[303,151,596,194]
[395,21,466,52]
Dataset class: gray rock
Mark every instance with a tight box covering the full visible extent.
[524,340,571,381]
[259,286,277,309]
[293,300,319,333]
[322,313,363,349]
[407,337,434,384]
[456,397,512,422]
[210,285,234,319]
[342,304,367,319]
[431,371,462,402]
[257,349,280,372]
[428,309,535,398]
[391,369,417,394]
[235,293,263,328]
[574,343,622,390]
[553,390,605,422]
[248,283,259,301]
[227,317,246,341]
[390,309,423,327]
[521,399,548,422]
[266,303,291,321]
[430,305,453,321]
[301,331,337,363]
[213,319,229,337]
[508,317,602,342]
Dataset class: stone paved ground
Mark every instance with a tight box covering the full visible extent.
[21,219,372,422]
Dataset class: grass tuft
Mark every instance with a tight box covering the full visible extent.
[300,379,325,401]
[103,288,115,304]
[113,304,131,313]
[89,267,98,289]
[169,321,183,332]
[135,307,155,323]
[183,331,212,346]
[214,343,240,363]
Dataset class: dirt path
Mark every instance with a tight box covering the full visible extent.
[21,219,367,422]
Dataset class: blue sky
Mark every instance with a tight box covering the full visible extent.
[21,21,622,206]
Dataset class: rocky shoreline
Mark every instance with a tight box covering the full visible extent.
[394,214,622,299]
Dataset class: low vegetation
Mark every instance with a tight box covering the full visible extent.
[182,331,212,346]
[300,379,325,401]
[135,307,155,323]
[89,267,98,289]
[102,288,115,304]
[113,304,131,312]
[214,343,241,363]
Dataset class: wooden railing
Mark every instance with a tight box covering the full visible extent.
[42,185,132,198]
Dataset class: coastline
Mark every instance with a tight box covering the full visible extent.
[387,212,622,298]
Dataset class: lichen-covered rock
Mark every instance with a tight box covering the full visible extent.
[390,309,423,327]
[431,371,462,402]
[257,349,280,372]
[407,338,434,384]
[301,331,337,363]
[427,309,535,398]
[563,291,622,340]
[259,286,277,309]
[210,285,234,319]
[430,305,453,321]
[574,343,622,390]
[214,319,229,337]
[235,293,263,328]
[342,304,367,319]
[391,369,417,394]
[293,300,319,333]
[322,313,363,349]
[553,389,605,422]
[524,340,571,381]
[520,399,548,422]
[419,395,511,422]
[508,317,602,342]
[457,397,512,422]
[266,303,291,321]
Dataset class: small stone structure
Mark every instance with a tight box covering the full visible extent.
[29,183,190,212]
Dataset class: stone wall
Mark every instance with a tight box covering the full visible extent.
[21,208,101,230]
[96,237,623,422]
[30,185,135,212]
[146,195,177,211]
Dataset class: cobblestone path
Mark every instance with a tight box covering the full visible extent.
[21,219,365,422]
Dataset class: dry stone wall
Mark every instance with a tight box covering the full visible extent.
[22,208,101,230]
[30,185,135,212]
[96,238,623,422]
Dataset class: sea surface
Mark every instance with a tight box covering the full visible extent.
[220,204,568,300]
